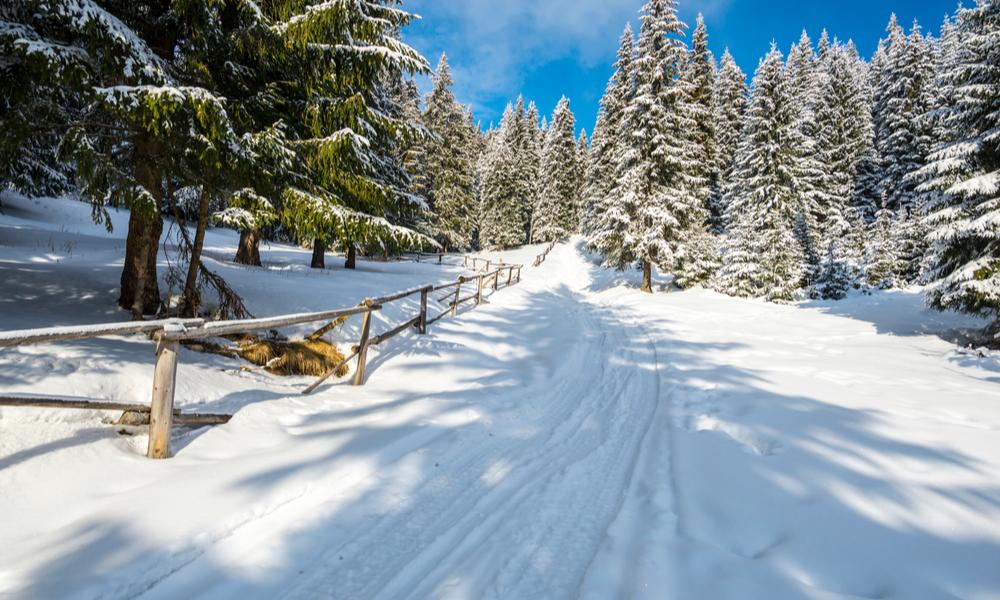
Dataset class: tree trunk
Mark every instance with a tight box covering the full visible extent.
[235,229,262,266]
[345,244,357,270]
[641,259,653,293]
[119,137,164,318]
[181,189,211,318]
[311,239,326,269]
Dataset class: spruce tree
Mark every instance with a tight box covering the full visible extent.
[872,15,935,213]
[576,130,590,228]
[615,0,704,293]
[421,54,476,250]
[711,49,748,233]
[916,0,1000,337]
[585,24,635,249]
[718,45,806,302]
[682,14,717,220]
[523,101,544,241]
[479,106,527,249]
[814,42,875,207]
[1,0,273,316]
[534,97,579,242]
[785,31,828,283]
[865,201,901,289]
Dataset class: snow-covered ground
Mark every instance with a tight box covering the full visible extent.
[1,194,999,599]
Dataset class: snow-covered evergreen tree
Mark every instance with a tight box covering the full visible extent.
[872,15,936,213]
[718,45,806,302]
[683,14,717,220]
[865,201,901,289]
[585,24,635,245]
[420,54,477,250]
[814,42,875,207]
[711,49,749,233]
[916,0,1000,337]
[534,97,579,241]
[480,106,527,249]
[810,40,875,293]
[576,130,590,227]
[609,0,705,292]
[785,31,829,283]
[523,101,544,241]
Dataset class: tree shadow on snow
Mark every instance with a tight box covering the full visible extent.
[12,257,1000,599]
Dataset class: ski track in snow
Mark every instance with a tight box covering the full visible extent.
[3,195,1000,599]
[137,243,675,600]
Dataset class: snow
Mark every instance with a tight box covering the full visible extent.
[2,194,1000,598]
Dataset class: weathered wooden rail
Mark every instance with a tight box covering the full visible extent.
[0,259,527,460]
[533,239,559,267]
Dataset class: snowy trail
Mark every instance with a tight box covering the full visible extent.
[4,194,1000,600]
[136,241,675,599]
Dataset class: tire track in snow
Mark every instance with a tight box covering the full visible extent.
[139,244,674,600]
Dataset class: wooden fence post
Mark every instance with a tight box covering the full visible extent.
[418,288,428,334]
[507,266,513,287]
[493,270,500,291]
[452,278,462,316]
[438,254,443,265]
[353,305,373,386]
[147,335,180,459]
[476,274,484,305]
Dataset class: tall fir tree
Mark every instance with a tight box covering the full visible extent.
[584,24,635,246]
[523,101,544,241]
[611,0,704,292]
[785,30,828,284]
[576,130,590,228]
[421,54,477,250]
[480,105,527,249]
[711,49,749,233]
[916,0,1000,338]
[812,41,876,295]
[682,14,717,221]
[872,15,936,213]
[718,45,807,302]
[534,97,579,241]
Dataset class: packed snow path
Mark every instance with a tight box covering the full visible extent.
[2,199,999,599]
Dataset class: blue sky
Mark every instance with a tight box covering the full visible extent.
[402,0,960,133]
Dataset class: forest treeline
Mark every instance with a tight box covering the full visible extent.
[1,0,998,338]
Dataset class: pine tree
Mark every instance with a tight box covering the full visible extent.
[865,201,900,289]
[872,15,935,213]
[480,106,527,249]
[811,40,876,295]
[614,0,704,293]
[576,130,590,227]
[0,0,279,315]
[682,14,716,220]
[421,54,477,250]
[816,242,854,300]
[785,30,829,283]
[718,45,806,302]
[523,101,544,241]
[534,97,579,241]
[916,0,1000,337]
[585,24,635,247]
[814,42,875,207]
[710,49,748,233]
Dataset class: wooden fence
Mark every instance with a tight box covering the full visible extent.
[0,243,558,460]
[0,262,530,459]
[533,239,559,267]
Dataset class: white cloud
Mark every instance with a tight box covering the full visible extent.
[405,0,732,123]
